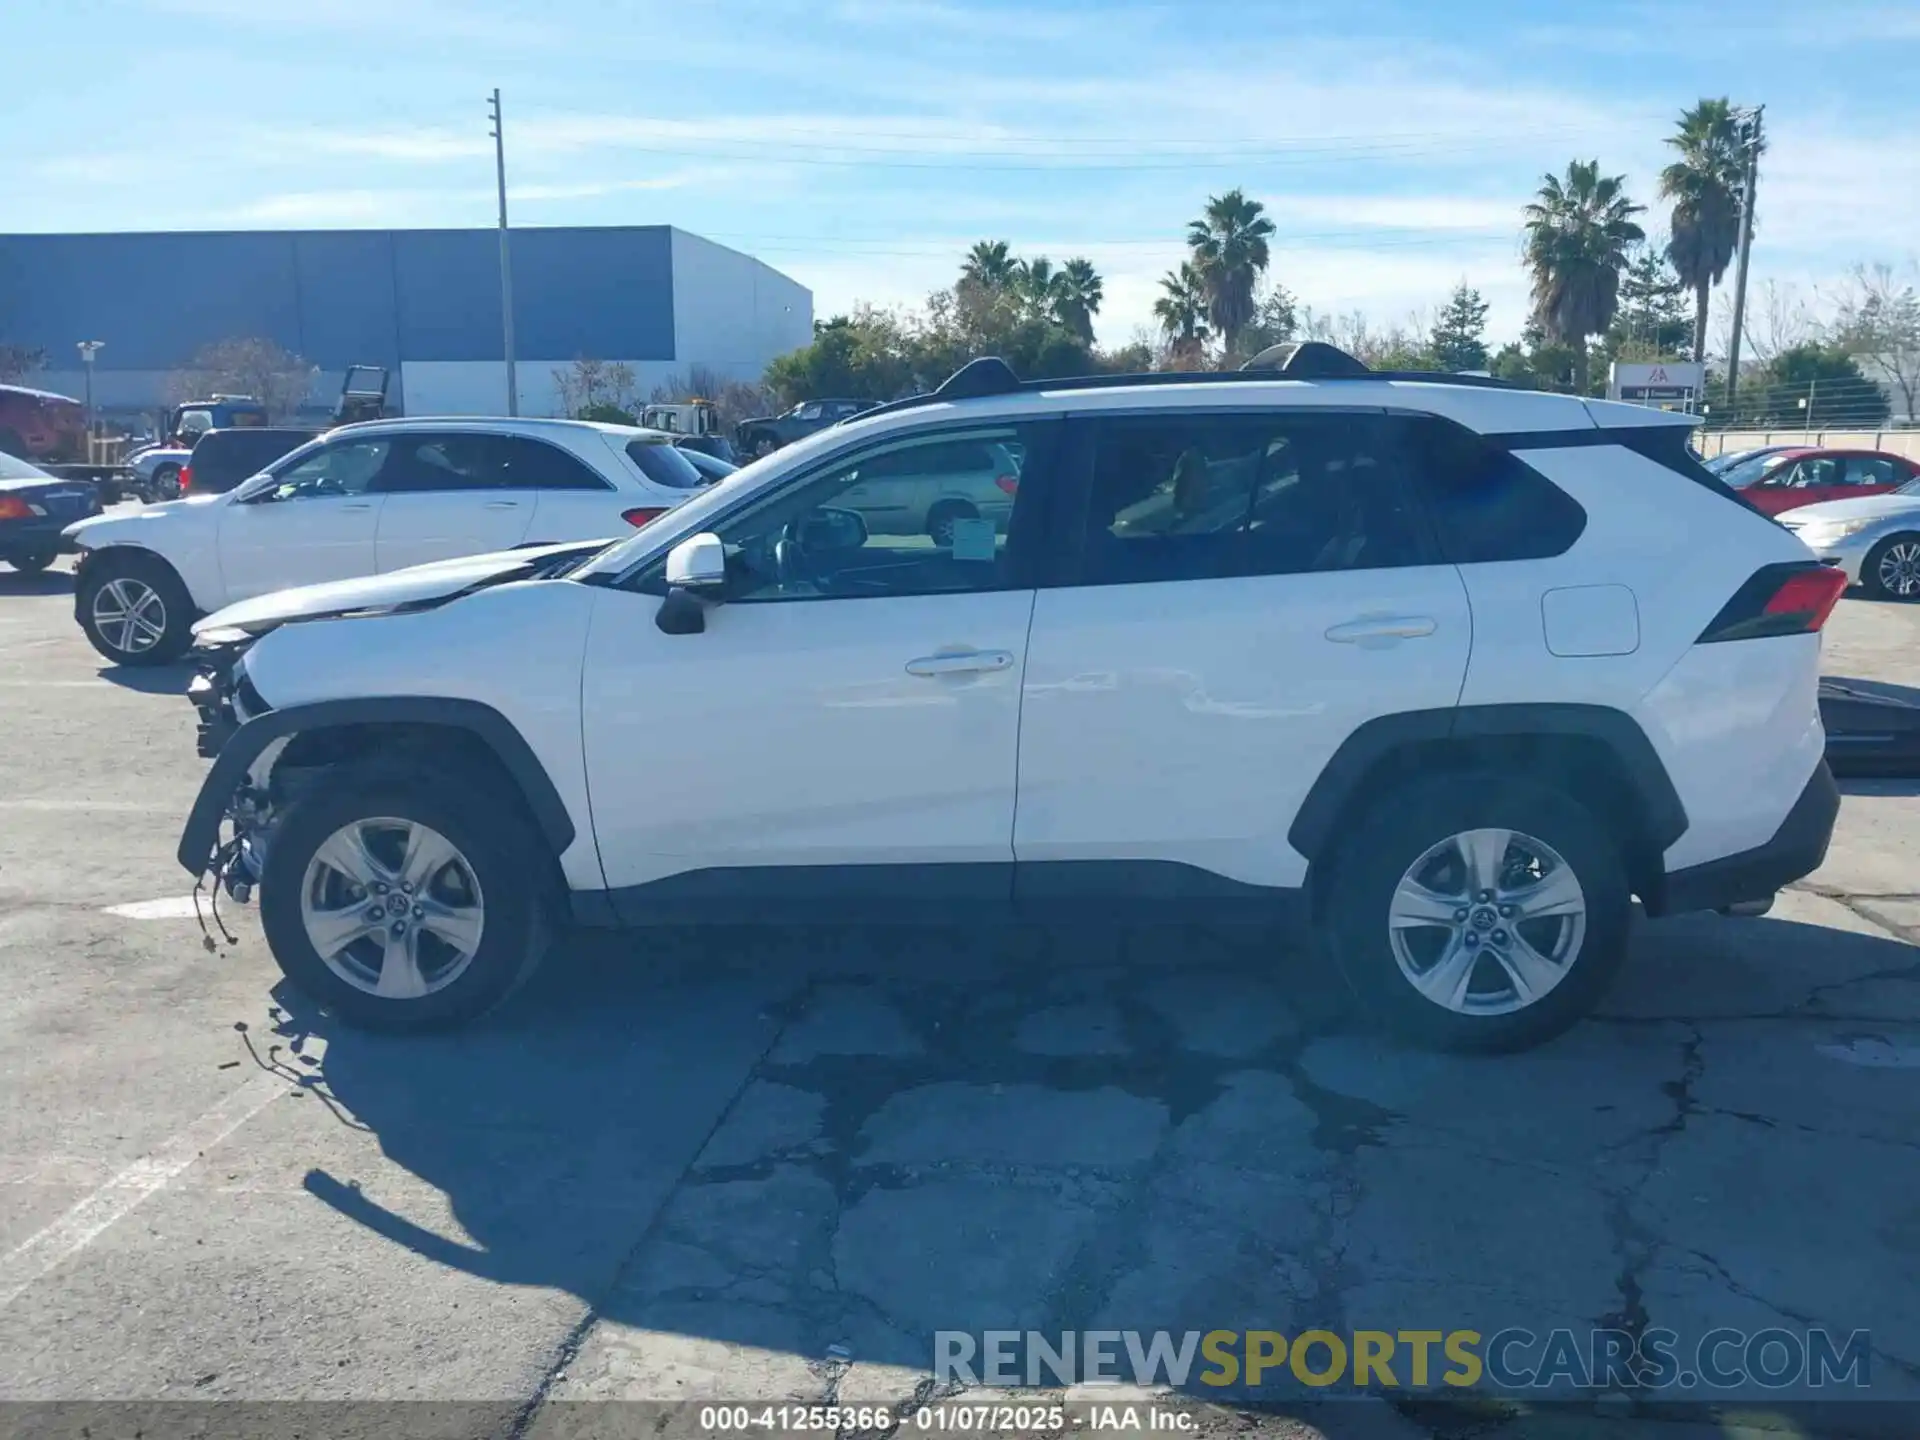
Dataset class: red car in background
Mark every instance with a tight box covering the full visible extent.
[0,384,87,464]
[1721,446,1920,515]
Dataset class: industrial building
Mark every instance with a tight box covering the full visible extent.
[0,226,813,420]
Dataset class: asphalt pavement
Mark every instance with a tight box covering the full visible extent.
[1,560,1917,1440]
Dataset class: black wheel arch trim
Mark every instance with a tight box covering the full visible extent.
[176,696,576,875]
[1287,703,1689,864]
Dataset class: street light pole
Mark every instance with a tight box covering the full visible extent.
[1724,104,1764,412]
[487,88,519,417]
[76,340,105,443]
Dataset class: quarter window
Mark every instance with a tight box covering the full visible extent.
[626,439,706,490]
[1399,415,1587,563]
[1072,412,1433,585]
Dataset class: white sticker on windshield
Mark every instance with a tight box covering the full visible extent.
[950,517,997,562]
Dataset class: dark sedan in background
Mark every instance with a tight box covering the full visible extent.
[0,451,101,572]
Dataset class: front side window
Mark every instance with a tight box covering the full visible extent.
[1073,412,1432,586]
[255,438,389,501]
[795,403,824,421]
[689,424,1046,603]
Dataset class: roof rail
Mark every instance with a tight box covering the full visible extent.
[837,348,1516,425]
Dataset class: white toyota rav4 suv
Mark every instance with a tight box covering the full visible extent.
[176,345,1842,1052]
[63,417,711,665]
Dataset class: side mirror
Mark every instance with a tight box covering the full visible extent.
[800,506,868,552]
[665,533,727,589]
[657,532,727,635]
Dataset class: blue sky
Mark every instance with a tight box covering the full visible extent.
[5,0,1918,349]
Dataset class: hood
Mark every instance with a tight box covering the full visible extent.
[1777,492,1920,526]
[63,492,223,537]
[192,538,613,638]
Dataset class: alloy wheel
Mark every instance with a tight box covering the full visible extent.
[1877,540,1920,598]
[299,817,486,1000]
[90,577,167,656]
[1387,826,1587,1017]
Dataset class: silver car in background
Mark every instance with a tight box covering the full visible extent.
[1780,476,1920,600]
[835,436,1023,546]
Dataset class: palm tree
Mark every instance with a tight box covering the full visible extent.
[1522,160,1646,393]
[1186,188,1275,354]
[1015,256,1061,320]
[1659,99,1749,363]
[960,240,1019,291]
[1052,257,1104,344]
[1153,263,1210,366]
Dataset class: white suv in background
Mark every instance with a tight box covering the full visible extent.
[175,345,1841,1053]
[62,418,714,665]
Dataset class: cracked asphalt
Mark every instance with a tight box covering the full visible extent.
[2,561,1918,1440]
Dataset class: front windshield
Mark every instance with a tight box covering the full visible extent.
[1721,451,1794,488]
[1900,477,1920,496]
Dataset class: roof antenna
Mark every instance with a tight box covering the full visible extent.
[1240,341,1371,377]
[936,357,1021,399]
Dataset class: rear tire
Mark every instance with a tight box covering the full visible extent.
[927,501,977,549]
[1322,771,1631,1053]
[259,764,553,1032]
[1861,533,1920,601]
[151,463,182,499]
[7,548,56,574]
[76,551,195,665]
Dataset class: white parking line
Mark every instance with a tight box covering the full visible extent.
[103,896,204,920]
[0,800,179,813]
[0,1072,289,1310]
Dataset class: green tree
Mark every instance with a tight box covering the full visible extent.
[1522,159,1646,394]
[1659,98,1749,363]
[1053,257,1104,345]
[959,240,1019,292]
[1609,244,1693,359]
[1152,263,1211,368]
[1015,257,1060,321]
[1187,188,1275,354]
[1235,283,1299,360]
[763,310,916,404]
[1743,343,1889,428]
[1428,282,1491,372]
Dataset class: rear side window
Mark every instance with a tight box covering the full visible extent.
[626,439,705,491]
[1398,416,1587,563]
[377,433,612,493]
[1071,411,1435,586]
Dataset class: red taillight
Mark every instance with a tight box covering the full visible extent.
[178,466,193,493]
[1698,562,1849,643]
[0,496,31,520]
[622,507,667,527]
[995,474,1019,496]
[1762,566,1848,630]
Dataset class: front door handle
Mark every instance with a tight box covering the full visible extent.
[1325,616,1437,643]
[338,502,373,512]
[905,649,1015,677]
[483,500,520,510]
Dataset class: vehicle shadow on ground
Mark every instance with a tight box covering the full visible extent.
[0,569,75,596]
[245,908,1919,1416]
[95,662,194,694]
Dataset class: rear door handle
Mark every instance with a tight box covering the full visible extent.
[339,502,373,512]
[484,500,520,510]
[905,649,1015,677]
[1325,616,1437,643]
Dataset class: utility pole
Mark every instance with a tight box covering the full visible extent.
[76,340,104,441]
[1723,104,1764,412]
[487,88,519,417]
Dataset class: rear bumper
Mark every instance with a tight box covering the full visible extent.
[1652,760,1839,915]
[0,518,86,556]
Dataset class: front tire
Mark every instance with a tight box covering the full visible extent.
[260,766,552,1032]
[1862,533,1920,601]
[76,551,195,665]
[1322,772,1631,1053]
